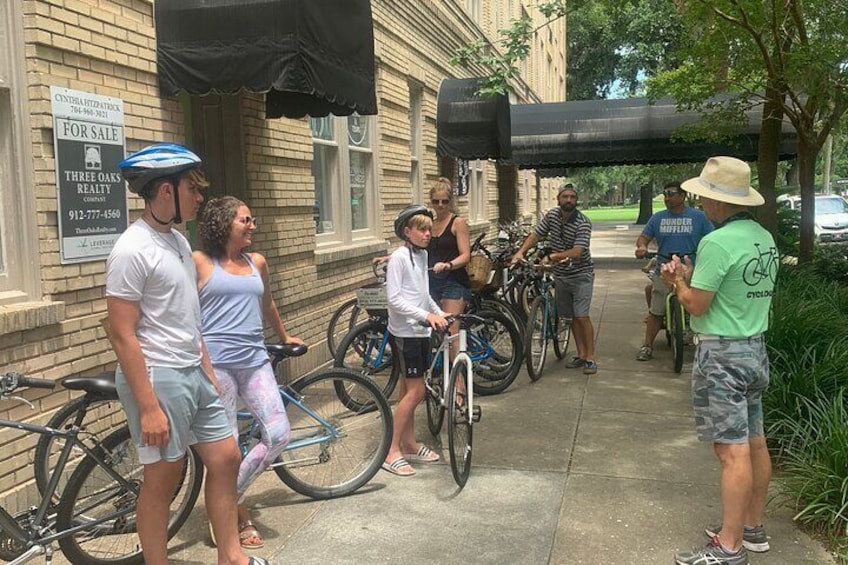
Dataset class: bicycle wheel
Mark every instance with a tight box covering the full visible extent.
[273,369,392,499]
[425,370,445,436]
[670,295,685,374]
[447,361,472,488]
[326,298,364,357]
[525,296,549,381]
[334,320,400,407]
[479,297,525,342]
[552,314,571,360]
[469,309,523,396]
[56,427,203,565]
[35,396,125,499]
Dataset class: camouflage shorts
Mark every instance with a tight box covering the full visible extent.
[691,336,770,444]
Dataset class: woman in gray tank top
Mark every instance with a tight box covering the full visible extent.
[195,196,305,549]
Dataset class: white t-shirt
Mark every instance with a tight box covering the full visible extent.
[106,218,202,367]
[386,245,444,338]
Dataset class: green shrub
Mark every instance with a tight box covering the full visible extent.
[813,243,848,285]
[777,392,848,545]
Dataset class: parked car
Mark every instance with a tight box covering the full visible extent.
[777,194,848,242]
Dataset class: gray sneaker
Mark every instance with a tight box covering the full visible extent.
[705,524,769,553]
[636,345,653,361]
[675,536,748,565]
[564,356,585,369]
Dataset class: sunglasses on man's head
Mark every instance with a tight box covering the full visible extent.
[431,198,450,205]
[663,190,683,197]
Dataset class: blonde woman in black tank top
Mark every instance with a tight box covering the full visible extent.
[427,178,472,335]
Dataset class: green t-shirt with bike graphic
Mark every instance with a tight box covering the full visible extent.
[689,219,777,337]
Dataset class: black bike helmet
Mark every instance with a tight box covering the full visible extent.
[393,204,433,241]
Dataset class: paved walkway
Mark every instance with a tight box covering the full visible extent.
[164,222,834,565]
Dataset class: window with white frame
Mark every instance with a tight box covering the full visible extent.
[409,84,423,203]
[469,159,486,223]
[0,1,39,304]
[311,114,378,245]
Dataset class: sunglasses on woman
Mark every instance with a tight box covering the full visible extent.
[431,198,450,205]
[237,215,257,226]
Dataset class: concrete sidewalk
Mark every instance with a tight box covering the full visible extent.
[164,222,834,565]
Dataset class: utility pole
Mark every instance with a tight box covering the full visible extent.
[822,134,833,194]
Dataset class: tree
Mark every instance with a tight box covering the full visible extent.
[649,1,848,263]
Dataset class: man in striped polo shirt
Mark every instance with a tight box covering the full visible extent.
[512,184,597,374]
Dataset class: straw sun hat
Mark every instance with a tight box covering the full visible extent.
[681,156,765,207]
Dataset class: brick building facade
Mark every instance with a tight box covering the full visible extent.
[0,0,565,509]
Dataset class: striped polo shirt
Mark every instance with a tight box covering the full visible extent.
[535,207,594,278]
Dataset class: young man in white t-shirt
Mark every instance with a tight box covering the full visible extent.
[106,144,267,565]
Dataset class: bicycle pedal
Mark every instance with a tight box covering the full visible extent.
[472,405,482,423]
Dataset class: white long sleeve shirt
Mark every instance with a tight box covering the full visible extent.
[386,245,445,338]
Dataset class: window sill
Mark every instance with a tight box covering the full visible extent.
[0,301,66,335]
[314,238,389,265]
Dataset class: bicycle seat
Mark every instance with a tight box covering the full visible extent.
[60,372,118,398]
[266,343,308,360]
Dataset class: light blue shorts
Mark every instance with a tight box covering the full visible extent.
[116,365,233,464]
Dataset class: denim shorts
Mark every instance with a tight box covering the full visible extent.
[691,336,769,444]
[429,276,472,303]
[555,272,594,318]
[116,365,233,464]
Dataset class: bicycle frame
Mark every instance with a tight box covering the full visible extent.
[426,329,474,418]
[0,416,139,559]
[236,384,343,468]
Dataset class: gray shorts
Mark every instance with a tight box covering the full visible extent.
[555,272,594,318]
[649,276,671,317]
[116,365,233,464]
[691,336,769,444]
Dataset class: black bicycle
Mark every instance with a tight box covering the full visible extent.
[0,372,201,565]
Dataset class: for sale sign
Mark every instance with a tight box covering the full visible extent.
[51,86,128,263]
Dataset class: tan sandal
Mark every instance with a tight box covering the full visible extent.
[239,520,265,549]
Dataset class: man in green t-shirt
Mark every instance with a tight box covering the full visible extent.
[661,157,777,565]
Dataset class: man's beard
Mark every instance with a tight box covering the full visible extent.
[560,203,575,213]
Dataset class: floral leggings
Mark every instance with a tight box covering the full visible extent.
[215,362,291,501]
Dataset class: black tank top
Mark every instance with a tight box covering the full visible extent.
[427,215,470,287]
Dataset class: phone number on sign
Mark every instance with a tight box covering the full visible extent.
[68,209,122,221]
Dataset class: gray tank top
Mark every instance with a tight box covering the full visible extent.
[199,254,268,368]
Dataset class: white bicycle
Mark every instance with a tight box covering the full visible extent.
[424,313,486,488]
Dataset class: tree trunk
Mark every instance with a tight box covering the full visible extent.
[755,85,784,236]
[796,135,818,263]
[635,183,653,224]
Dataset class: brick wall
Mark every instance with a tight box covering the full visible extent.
[0,0,564,512]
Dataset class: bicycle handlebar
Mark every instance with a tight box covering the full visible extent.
[0,372,56,394]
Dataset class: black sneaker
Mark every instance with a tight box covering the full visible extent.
[705,524,769,553]
[674,536,748,565]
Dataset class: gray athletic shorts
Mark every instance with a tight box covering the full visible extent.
[555,272,594,318]
[691,336,769,444]
[116,365,233,464]
[648,276,671,317]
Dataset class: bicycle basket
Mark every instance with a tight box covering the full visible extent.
[467,254,494,292]
[355,283,388,317]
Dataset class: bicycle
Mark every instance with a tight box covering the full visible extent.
[423,314,485,488]
[0,372,201,565]
[644,252,693,373]
[325,260,387,357]
[520,259,572,381]
[335,307,523,397]
[40,344,394,502]
[238,343,393,499]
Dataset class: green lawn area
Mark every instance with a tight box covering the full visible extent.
[581,205,641,223]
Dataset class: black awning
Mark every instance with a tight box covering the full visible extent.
[155,0,377,119]
[436,79,511,160]
[510,97,797,169]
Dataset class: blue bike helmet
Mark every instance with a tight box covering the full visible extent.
[118,143,203,224]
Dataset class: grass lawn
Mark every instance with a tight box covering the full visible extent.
[581,205,641,223]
